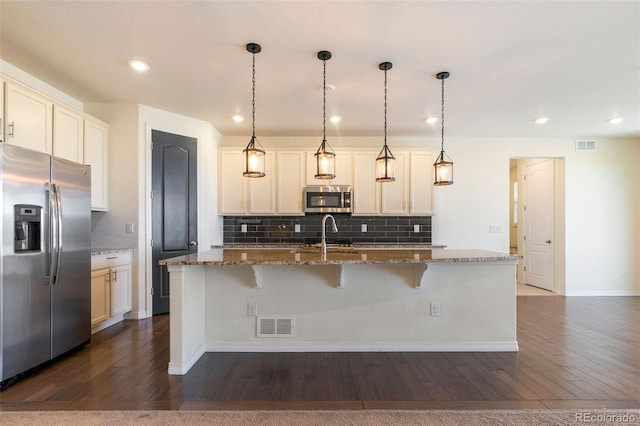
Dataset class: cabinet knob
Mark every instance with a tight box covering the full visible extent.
[546,240,552,244]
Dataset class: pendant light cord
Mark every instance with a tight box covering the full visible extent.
[440,76,445,152]
[322,57,327,141]
[251,51,256,139]
[384,67,388,146]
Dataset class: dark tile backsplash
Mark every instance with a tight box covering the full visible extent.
[223,215,432,245]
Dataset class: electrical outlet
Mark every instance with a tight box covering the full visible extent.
[247,302,257,316]
[413,224,420,233]
[126,223,134,234]
[489,225,504,233]
[241,223,248,233]
[361,223,368,232]
[430,303,440,317]
[294,224,301,233]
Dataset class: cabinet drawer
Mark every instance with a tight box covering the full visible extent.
[91,251,132,270]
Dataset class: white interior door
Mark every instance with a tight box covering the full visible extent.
[524,159,555,291]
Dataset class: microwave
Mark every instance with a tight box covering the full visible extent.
[304,186,352,214]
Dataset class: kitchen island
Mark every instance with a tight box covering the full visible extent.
[160,247,519,375]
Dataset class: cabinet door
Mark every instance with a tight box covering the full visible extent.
[249,151,275,214]
[352,152,379,215]
[91,269,110,326]
[305,151,352,186]
[4,81,53,154]
[380,152,408,215]
[53,104,84,162]
[218,151,248,214]
[84,118,109,210]
[409,152,435,215]
[110,264,132,316]
[277,151,305,215]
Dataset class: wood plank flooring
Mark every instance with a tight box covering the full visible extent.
[0,296,638,410]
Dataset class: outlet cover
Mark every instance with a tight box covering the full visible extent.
[294,224,301,233]
[126,223,134,234]
[247,302,257,316]
[241,223,248,233]
[430,303,440,317]
[413,224,420,233]
[361,223,368,232]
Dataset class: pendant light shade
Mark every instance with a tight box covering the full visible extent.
[434,71,453,186]
[376,61,395,182]
[243,43,265,178]
[315,50,336,180]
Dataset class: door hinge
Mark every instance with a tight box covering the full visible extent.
[524,205,527,211]
[151,287,154,296]
[150,239,153,248]
[150,141,154,150]
[524,266,527,272]
[524,235,527,241]
[150,190,153,199]
[524,175,527,181]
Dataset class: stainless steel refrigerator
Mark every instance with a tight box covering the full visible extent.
[1,143,91,388]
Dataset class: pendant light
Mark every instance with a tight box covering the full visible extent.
[314,50,336,180]
[242,43,265,178]
[376,62,395,182]
[433,71,453,186]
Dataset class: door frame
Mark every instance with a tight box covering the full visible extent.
[513,157,566,295]
[143,123,204,318]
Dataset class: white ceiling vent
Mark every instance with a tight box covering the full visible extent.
[257,316,295,337]
[576,140,596,151]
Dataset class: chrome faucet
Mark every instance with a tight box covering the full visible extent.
[321,214,339,255]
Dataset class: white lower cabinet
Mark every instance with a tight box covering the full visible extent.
[91,251,132,331]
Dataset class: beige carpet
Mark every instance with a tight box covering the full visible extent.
[2,409,639,425]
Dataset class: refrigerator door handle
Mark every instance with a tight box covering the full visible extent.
[48,183,61,285]
[55,184,63,283]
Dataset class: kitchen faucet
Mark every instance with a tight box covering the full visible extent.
[321,214,339,256]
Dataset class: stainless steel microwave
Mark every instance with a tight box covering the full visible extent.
[304,186,352,214]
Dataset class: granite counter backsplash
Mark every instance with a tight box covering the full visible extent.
[223,215,432,245]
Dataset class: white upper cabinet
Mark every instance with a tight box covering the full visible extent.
[409,152,435,215]
[248,152,276,214]
[4,80,53,154]
[219,151,249,214]
[53,104,84,163]
[84,117,109,211]
[380,152,408,215]
[352,151,380,215]
[277,151,305,215]
[305,151,352,186]
[218,150,276,215]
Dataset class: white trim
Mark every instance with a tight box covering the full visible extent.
[167,344,206,375]
[124,310,147,320]
[565,290,640,297]
[206,341,519,353]
[90,313,126,334]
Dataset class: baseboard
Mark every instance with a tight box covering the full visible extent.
[167,344,206,375]
[565,290,640,296]
[124,310,147,320]
[206,341,519,353]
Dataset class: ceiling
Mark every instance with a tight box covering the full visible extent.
[1,1,638,139]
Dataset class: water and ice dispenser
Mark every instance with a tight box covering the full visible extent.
[14,205,42,253]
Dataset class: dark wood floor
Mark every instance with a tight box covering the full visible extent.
[1,296,638,411]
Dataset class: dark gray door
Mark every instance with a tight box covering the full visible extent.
[151,130,197,315]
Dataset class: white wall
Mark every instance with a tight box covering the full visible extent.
[221,135,640,296]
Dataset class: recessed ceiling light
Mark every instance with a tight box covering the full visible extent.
[128,59,150,72]
[329,116,341,124]
[534,117,550,124]
[607,117,624,125]
[232,115,244,123]
[425,117,438,124]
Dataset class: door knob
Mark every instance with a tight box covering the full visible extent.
[189,241,198,247]
[546,240,552,244]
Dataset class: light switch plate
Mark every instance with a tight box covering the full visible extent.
[294,224,301,233]
[361,224,368,232]
[413,224,420,233]
[241,224,248,233]
[126,223,134,234]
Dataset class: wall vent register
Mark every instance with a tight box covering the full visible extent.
[257,316,295,337]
